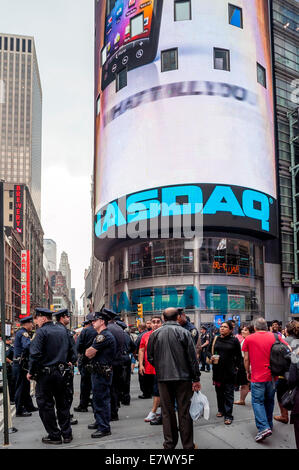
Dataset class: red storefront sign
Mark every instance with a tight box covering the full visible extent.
[20,250,30,318]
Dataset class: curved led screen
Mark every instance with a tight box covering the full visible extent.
[94,0,277,260]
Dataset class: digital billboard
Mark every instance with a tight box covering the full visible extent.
[94,0,277,260]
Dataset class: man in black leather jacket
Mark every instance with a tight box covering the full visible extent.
[147,307,201,450]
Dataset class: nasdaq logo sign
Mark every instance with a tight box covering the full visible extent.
[95,183,276,239]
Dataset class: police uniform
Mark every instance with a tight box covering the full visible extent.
[29,308,77,444]
[104,308,126,421]
[74,315,97,411]
[182,321,199,345]
[53,309,78,423]
[88,311,116,438]
[5,338,15,403]
[13,316,36,416]
[116,320,136,406]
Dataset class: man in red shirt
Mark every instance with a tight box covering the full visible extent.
[139,315,162,423]
[242,317,290,443]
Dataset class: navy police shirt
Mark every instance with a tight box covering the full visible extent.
[13,327,31,359]
[29,321,77,375]
[182,321,199,345]
[91,328,116,366]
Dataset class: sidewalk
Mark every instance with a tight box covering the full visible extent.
[1,371,297,449]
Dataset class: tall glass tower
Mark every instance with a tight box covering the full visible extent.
[0,33,42,217]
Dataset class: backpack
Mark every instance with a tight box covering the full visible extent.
[269,333,291,376]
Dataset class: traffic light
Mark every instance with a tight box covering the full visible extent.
[137,303,143,318]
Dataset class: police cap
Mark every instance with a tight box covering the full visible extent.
[20,315,33,323]
[86,312,95,322]
[35,308,53,318]
[82,320,90,326]
[53,309,70,318]
[102,308,117,319]
[93,311,110,322]
[116,320,127,330]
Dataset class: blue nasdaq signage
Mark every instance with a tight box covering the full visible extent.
[94,183,277,261]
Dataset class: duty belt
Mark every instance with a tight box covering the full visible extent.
[88,363,112,378]
[13,358,21,363]
[41,363,71,376]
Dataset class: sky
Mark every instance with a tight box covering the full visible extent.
[0,0,95,307]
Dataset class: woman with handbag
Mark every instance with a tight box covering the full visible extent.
[208,321,242,425]
[287,321,299,448]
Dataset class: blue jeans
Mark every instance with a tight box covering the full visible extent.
[251,381,276,432]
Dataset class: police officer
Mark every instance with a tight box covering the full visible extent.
[74,313,97,412]
[53,309,78,426]
[85,311,116,438]
[115,317,136,406]
[103,308,126,421]
[5,336,16,404]
[13,316,38,417]
[177,308,199,345]
[27,308,77,445]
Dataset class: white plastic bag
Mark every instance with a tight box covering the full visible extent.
[189,391,210,421]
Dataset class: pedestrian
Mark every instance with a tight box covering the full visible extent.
[208,321,242,425]
[145,320,152,332]
[53,309,78,426]
[234,324,254,406]
[85,311,116,438]
[272,321,295,424]
[287,321,299,449]
[199,326,210,372]
[139,316,163,424]
[269,320,282,337]
[177,308,199,344]
[104,308,126,421]
[27,308,77,445]
[135,322,150,398]
[242,317,290,443]
[147,307,201,450]
[74,314,97,412]
[13,316,38,417]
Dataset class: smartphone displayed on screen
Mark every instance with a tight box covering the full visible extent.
[101,0,163,90]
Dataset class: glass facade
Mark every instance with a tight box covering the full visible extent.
[108,237,264,319]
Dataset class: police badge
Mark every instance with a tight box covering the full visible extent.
[96,335,105,343]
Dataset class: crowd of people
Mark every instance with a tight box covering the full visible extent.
[1,309,299,450]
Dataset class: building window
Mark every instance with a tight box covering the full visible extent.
[28,40,32,53]
[161,48,178,72]
[0,37,2,50]
[9,190,13,198]
[228,4,243,28]
[4,37,8,50]
[214,48,230,71]
[10,37,14,51]
[174,1,192,21]
[116,68,127,92]
[9,202,13,210]
[16,38,20,52]
[9,214,13,222]
[257,63,266,88]
[130,13,144,38]
[22,39,26,52]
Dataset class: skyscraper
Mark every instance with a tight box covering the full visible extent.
[0,33,42,217]
[44,239,57,271]
[59,251,71,300]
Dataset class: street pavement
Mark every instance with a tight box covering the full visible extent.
[0,369,296,449]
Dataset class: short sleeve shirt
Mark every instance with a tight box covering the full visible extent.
[140,330,155,375]
[242,331,288,383]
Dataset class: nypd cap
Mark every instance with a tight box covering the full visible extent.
[53,309,70,318]
[93,311,110,322]
[35,308,53,317]
[102,308,117,319]
[20,315,33,323]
